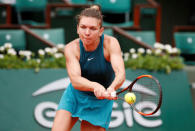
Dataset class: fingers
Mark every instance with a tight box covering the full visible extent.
[111,91,116,97]
[94,86,106,99]
[105,87,117,100]
[104,92,109,98]
[93,86,117,100]
[94,89,112,100]
[102,91,117,100]
[110,91,118,100]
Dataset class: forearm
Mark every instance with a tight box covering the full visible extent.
[108,37,126,91]
[109,71,125,91]
[70,76,100,92]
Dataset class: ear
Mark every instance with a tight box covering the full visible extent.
[99,27,104,36]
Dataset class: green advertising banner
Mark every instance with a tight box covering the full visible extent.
[0,69,195,131]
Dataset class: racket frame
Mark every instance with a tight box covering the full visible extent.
[116,75,162,116]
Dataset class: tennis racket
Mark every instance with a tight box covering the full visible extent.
[111,75,162,116]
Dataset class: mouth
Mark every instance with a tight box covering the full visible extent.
[83,38,91,41]
[84,37,90,39]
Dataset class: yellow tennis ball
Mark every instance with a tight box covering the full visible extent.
[124,92,136,104]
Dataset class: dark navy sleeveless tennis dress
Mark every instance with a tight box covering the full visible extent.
[58,35,115,129]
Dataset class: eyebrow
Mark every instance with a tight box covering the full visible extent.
[80,24,99,28]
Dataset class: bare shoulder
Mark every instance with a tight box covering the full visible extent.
[104,34,120,49]
[103,34,121,61]
[64,38,80,59]
[65,38,79,51]
[104,34,118,42]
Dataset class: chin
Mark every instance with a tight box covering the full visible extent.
[85,42,93,46]
[83,40,93,45]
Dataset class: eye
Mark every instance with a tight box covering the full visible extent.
[80,25,86,29]
[90,27,97,31]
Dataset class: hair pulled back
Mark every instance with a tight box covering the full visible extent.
[76,5,103,27]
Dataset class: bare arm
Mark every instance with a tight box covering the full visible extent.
[106,37,126,94]
[65,42,106,98]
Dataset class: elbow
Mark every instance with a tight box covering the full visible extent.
[70,77,79,90]
[71,82,77,89]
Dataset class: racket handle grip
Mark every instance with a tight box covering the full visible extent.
[111,91,116,97]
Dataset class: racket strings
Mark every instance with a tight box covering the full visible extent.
[132,77,161,115]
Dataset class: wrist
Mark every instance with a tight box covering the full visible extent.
[108,86,115,90]
[90,82,98,92]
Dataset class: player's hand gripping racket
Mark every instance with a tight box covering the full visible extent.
[111,75,162,116]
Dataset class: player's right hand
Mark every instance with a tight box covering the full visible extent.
[93,84,106,99]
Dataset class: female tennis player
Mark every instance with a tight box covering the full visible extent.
[52,5,125,131]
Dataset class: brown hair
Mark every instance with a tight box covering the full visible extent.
[76,5,103,27]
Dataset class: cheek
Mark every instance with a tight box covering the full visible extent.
[78,29,86,36]
[90,33,98,40]
[77,30,83,37]
[95,32,102,38]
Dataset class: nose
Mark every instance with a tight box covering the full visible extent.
[85,28,90,36]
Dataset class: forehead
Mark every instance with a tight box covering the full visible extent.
[79,16,101,27]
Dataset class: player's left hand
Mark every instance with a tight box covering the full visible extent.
[105,87,117,100]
